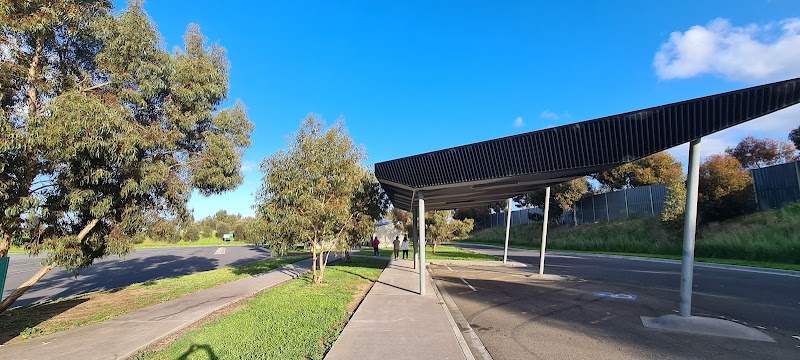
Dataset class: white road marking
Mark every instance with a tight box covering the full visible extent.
[446,265,454,271]
[792,335,800,341]
[756,326,767,330]
[460,278,477,291]
[214,247,226,255]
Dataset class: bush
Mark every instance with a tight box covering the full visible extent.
[698,155,755,223]
[183,226,200,242]
[216,222,231,239]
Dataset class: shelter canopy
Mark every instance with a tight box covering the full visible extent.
[375,78,800,211]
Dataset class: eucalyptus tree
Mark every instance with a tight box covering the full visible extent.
[0,2,252,312]
[257,116,384,283]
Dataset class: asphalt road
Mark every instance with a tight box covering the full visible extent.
[433,244,800,360]
[2,245,269,307]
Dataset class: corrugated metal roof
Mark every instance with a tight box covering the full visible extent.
[376,78,800,211]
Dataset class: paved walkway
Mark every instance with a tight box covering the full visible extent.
[0,257,320,360]
[326,259,470,360]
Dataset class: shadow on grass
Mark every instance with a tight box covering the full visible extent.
[177,344,218,360]
[0,297,89,344]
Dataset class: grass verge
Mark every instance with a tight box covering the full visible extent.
[358,244,499,261]
[137,257,387,360]
[0,255,308,344]
[134,236,253,249]
[452,240,800,271]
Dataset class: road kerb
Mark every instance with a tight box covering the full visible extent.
[430,266,493,360]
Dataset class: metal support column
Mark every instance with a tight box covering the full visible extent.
[539,186,551,275]
[418,191,426,295]
[412,206,418,270]
[680,139,701,317]
[503,198,512,264]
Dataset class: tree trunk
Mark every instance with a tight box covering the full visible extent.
[0,264,54,313]
[318,251,330,284]
[432,242,437,254]
[0,232,10,258]
[572,207,578,227]
[0,219,99,314]
[311,241,318,284]
[27,36,42,118]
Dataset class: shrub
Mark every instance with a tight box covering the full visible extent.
[183,226,201,242]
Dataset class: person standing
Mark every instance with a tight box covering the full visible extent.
[401,236,409,259]
[392,236,401,260]
[372,236,380,256]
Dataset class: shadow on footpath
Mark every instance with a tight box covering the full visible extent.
[0,297,89,344]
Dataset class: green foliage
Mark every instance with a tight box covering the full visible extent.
[183,226,200,242]
[515,177,590,225]
[698,154,755,222]
[147,220,180,243]
[594,152,684,190]
[425,210,474,253]
[725,135,797,170]
[0,1,252,311]
[257,116,386,282]
[464,201,800,265]
[140,257,386,360]
[453,206,492,230]
[215,222,231,239]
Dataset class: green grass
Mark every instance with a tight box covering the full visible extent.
[0,255,308,344]
[138,257,387,360]
[358,244,499,261]
[459,203,800,271]
[135,236,253,249]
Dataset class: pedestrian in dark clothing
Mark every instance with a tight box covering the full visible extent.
[392,236,401,260]
[372,237,380,256]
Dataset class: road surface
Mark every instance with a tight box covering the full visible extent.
[432,243,800,360]
[2,246,269,307]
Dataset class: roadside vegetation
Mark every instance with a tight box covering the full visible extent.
[0,256,307,344]
[359,245,499,261]
[137,257,386,360]
[461,202,800,270]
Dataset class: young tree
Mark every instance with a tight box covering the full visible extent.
[553,178,589,227]
[593,152,683,190]
[515,177,590,225]
[453,207,491,230]
[698,155,755,222]
[425,210,474,254]
[257,116,381,284]
[725,136,797,169]
[0,3,253,312]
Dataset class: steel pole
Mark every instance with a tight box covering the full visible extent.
[680,139,701,317]
[418,191,426,296]
[503,198,512,263]
[539,187,551,275]
[412,206,417,270]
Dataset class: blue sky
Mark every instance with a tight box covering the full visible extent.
[113,1,800,219]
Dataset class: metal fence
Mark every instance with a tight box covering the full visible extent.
[751,161,800,210]
[488,183,667,228]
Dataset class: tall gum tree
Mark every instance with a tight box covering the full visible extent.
[257,116,385,283]
[0,2,253,312]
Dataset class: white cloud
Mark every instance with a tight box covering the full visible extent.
[513,116,525,128]
[654,18,800,82]
[540,110,560,120]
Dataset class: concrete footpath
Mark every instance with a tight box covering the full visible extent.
[325,259,471,360]
[0,257,320,360]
